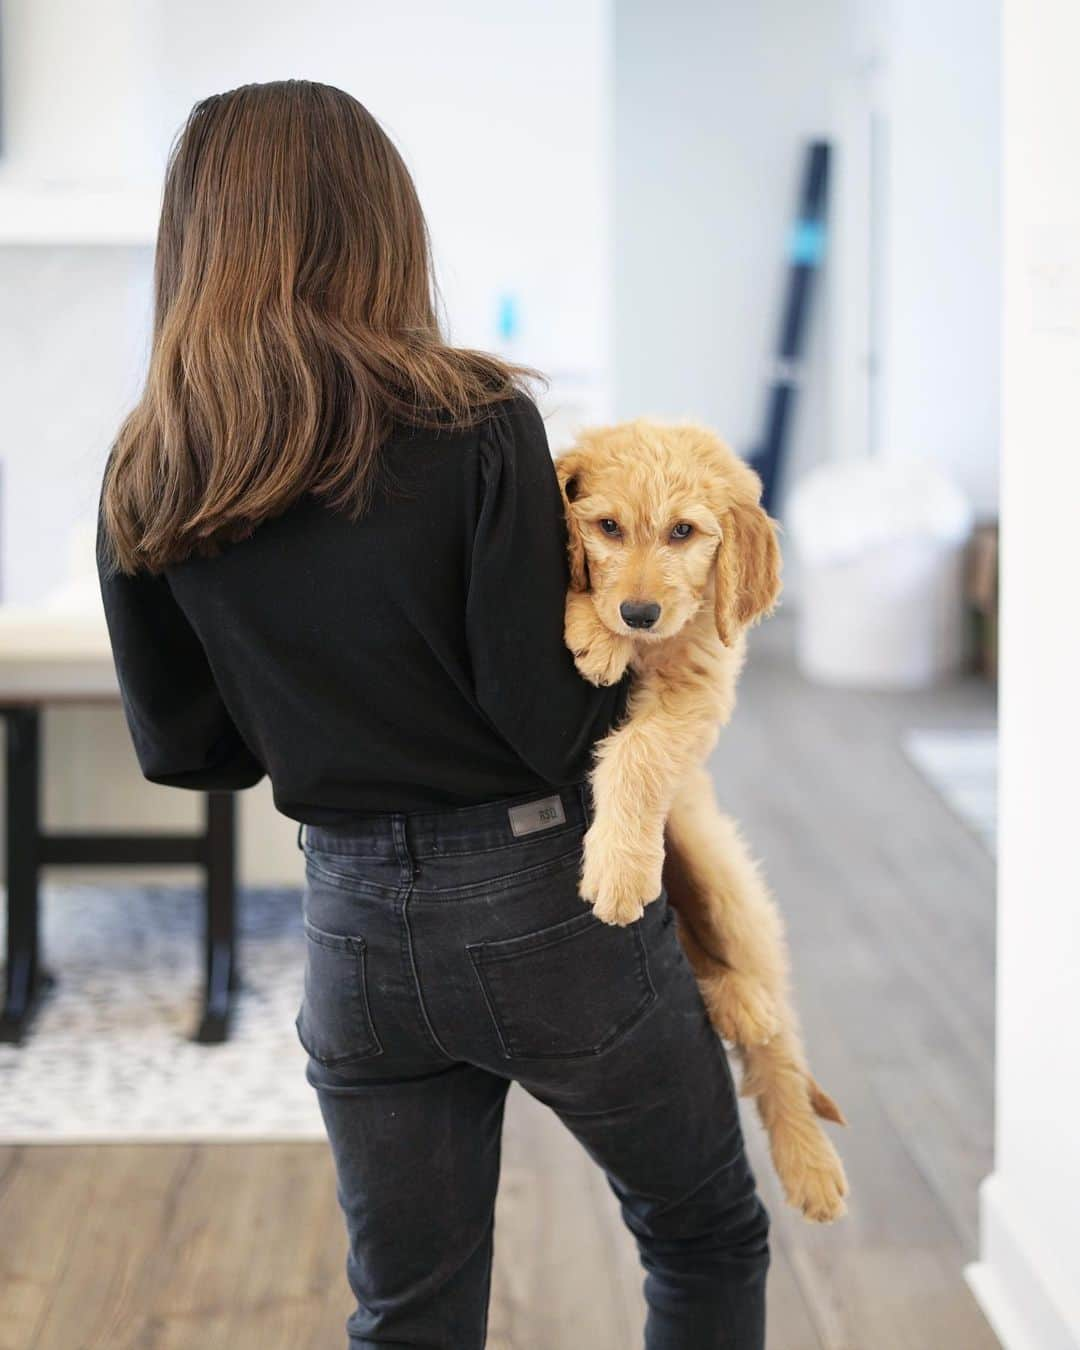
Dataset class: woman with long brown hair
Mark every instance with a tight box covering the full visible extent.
[98,81,769,1348]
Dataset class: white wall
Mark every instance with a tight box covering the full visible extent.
[153,0,613,392]
[614,0,849,509]
[0,0,161,185]
[0,0,613,606]
[875,0,1000,517]
[966,2,1080,1345]
[0,0,613,885]
[0,245,154,606]
[614,0,1000,521]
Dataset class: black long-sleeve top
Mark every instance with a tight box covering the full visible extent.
[96,393,626,824]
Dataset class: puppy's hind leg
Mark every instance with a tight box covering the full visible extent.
[674,909,781,1048]
[663,767,785,1047]
[739,1035,849,1223]
[663,765,848,1221]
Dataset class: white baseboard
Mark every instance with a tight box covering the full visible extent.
[966,1176,1080,1350]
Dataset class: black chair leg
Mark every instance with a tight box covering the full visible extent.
[195,790,238,1043]
[0,707,54,1043]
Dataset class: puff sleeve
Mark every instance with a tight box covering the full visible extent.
[465,394,628,785]
[96,512,265,792]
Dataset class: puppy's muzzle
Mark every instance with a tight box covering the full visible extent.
[619,600,661,630]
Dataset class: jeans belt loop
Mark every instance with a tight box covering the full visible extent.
[577,780,593,827]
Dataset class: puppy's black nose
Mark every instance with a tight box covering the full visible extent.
[620,601,661,630]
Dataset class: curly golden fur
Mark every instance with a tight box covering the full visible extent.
[556,419,848,1223]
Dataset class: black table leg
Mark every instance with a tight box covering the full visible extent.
[1,707,54,1043]
[195,790,238,1044]
[1,702,239,1045]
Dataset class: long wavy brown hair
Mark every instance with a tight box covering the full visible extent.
[102,80,532,573]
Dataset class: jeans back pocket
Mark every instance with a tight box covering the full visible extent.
[296,918,383,1066]
[467,909,655,1059]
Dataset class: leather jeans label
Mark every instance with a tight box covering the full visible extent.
[507,795,567,838]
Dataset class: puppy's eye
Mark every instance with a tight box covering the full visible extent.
[670,522,694,540]
[598,519,621,537]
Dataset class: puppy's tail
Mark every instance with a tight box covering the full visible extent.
[807,1076,847,1127]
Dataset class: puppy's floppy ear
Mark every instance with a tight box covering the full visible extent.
[713,499,782,647]
[555,450,590,592]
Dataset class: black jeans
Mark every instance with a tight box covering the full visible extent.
[298,783,769,1349]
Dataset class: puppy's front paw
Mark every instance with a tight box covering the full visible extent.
[574,642,629,688]
[590,885,648,927]
[565,598,631,687]
[579,825,663,926]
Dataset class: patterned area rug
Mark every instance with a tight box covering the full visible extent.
[0,885,323,1142]
[904,729,998,855]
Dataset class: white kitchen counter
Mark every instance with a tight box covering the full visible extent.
[0,596,117,701]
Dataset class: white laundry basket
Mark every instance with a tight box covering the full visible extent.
[786,458,974,689]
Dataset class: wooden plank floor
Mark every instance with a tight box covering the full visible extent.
[0,619,999,1349]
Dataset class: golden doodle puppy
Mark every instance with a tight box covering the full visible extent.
[556,419,848,1223]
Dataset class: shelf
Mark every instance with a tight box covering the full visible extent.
[0,184,159,246]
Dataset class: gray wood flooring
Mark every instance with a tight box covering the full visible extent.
[0,618,999,1348]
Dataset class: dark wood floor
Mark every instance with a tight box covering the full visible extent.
[0,619,998,1349]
